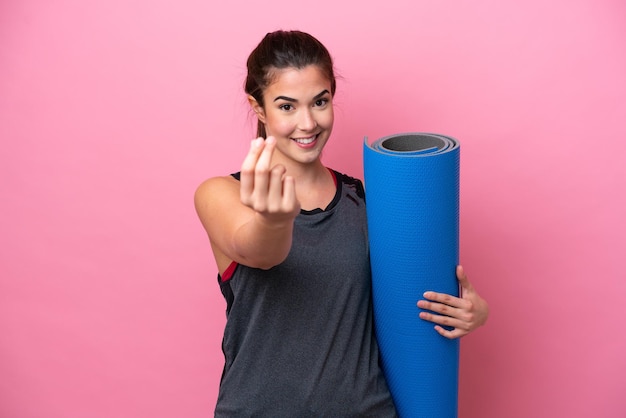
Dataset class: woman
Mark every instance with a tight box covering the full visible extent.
[194,30,489,417]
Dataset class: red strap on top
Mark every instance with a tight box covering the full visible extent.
[221,261,238,282]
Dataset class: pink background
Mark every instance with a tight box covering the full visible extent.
[1,0,625,417]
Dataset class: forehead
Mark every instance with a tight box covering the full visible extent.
[265,65,332,97]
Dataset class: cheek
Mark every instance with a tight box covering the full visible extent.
[319,109,334,128]
[270,119,296,136]
[264,112,295,136]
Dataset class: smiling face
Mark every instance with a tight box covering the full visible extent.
[250,65,334,166]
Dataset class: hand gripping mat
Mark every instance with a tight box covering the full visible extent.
[363,132,460,418]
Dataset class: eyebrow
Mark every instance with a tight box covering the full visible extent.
[273,89,330,103]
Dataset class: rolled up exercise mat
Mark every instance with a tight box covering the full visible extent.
[363,132,461,418]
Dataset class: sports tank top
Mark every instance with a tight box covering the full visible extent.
[214,169,397,417]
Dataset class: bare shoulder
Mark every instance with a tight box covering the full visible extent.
[194,175,240,225]
[194,174,247,272]
[194,175,238,203]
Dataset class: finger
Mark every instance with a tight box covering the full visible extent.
[241,137,265,174]
[240,137,264,204]
[418,299,460,316]
[281,175,300,213]
[419,310,470,333]
[433,325,468,340]
[418,300,475,325]
[252,137,277,203]
[266,164,287,211]
[456,265,474,293]
[420,291,470,310]
[255,136,276,174]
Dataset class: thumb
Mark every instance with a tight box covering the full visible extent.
[456,265,474,295]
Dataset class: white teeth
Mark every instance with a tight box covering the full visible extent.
[293,135,317,144]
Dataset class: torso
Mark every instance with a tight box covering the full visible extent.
[214,169,397,417]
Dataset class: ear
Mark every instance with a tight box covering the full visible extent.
[247,95,266,124]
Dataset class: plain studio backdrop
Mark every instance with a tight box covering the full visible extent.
[1,1,625,417]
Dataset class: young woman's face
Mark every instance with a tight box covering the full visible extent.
[253,65,334,165]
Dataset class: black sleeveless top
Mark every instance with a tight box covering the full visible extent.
[215,169,397,417]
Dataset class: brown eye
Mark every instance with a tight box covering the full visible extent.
[314,98,329,107]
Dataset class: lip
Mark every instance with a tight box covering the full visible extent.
[291,133,319,148]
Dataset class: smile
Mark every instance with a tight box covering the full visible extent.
[292,134,318,145]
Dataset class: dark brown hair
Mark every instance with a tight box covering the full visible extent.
[245,30,337,138]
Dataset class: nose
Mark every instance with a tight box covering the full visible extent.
[298,108,317,131]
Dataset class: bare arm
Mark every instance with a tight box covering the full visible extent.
[194,137,301,271]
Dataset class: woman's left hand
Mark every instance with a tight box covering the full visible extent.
[417,265,489,339]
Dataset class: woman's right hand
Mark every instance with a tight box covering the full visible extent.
[239,136,301,224]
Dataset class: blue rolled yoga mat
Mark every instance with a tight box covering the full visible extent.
[363,132,460,418]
